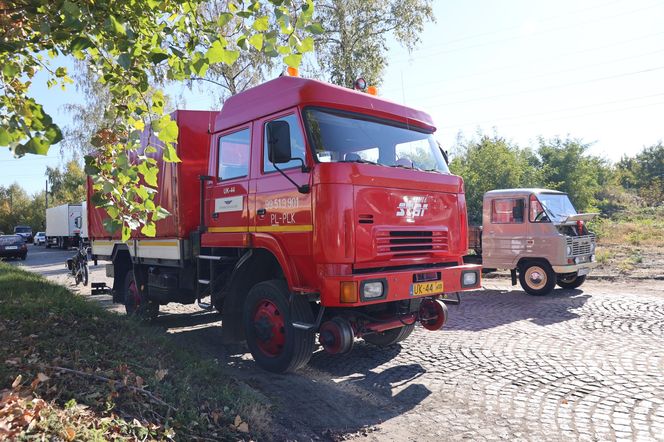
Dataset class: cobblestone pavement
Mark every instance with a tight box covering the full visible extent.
[12,247,664,441]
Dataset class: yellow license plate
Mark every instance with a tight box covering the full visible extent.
[410,281,444,297]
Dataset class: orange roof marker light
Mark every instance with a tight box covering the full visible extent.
[287,66,299,77]
[367,85,378,96]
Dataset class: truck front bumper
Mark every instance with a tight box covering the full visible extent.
[319,263,482,308]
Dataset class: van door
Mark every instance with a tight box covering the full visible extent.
[206,126,252,237]
[482,196,526,269]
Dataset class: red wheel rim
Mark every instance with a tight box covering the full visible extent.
[419,299,447,331]
[253,299,286,357]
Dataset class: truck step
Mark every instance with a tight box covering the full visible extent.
[198,279,210,284]
[197,301,213,310]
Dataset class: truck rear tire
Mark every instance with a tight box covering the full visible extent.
[363,323,415,347]
[557,274,587,290]
[123,271,159,320]
[519,261,556,296]
[243,279,315,373]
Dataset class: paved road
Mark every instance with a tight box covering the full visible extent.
[8,245,664,441]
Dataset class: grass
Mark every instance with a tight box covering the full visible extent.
[0,263,266,441]
[589,206,664,247]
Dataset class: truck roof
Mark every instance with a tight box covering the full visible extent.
[484,188,566,198]
[214,76,436,133]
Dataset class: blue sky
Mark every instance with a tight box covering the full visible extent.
[2,0,663,194]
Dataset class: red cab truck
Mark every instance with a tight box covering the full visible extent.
[89,76,481,372]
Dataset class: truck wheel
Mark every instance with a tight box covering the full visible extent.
[123,271,159,320]
[243,279,315,373]
[557,274,587,289]
[519,261,556,296]
[363,323,415,347]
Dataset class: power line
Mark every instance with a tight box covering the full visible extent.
[426,65,664,107]
[392,1,664,64]
[402,47,664,100]
[440,92,664,129]
[442,100,664,132]
[382,30,664,94]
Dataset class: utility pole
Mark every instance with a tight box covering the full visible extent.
[45,179,48,209]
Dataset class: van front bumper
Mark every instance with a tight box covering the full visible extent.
[552,260,598,274]
[319,263,482,308]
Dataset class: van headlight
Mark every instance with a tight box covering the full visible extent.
[461,271,478,287]
[590,242,595,253]
[566,245,573,256]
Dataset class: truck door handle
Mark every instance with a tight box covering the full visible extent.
[257,208,266,216]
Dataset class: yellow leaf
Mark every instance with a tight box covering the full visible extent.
[65,427,76,440]
[12,374,22,388]
[237,422,249,433]
[37,373,50,382]
[155,369,168,381]
[234,415,242,427]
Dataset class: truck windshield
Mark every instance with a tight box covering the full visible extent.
[537,193,577,223]
[303,108,450,173]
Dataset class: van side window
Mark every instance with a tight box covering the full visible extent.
[218,128,250,180]
[491,198,525,224]
[263,114,306,173]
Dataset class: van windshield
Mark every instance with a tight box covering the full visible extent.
[303,108,449,174]
[14,226,31,233]
[537,193,577,223]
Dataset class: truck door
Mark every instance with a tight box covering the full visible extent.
[253,111,313,285]
[206,126,252,236]
[482,196,526,269]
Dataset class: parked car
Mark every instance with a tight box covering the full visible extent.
[0,235,28,260]
[13,225,33,242]
[34,231,46,245]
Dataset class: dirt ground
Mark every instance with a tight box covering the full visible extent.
[6,244,664,441]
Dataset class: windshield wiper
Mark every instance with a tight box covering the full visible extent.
[341,158,379,165]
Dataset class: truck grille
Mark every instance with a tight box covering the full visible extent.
[376,230,449,256]
[566,234,596,256]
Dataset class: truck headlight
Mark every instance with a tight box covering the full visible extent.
[461,271,478,287]
[566,245,573,256]
[590,242,595,253]
[361,281,385,299]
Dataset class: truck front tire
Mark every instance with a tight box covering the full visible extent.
[363,323,415,347]
[519,261,556,296]
[557,274,587,290]
[243,279,314,373]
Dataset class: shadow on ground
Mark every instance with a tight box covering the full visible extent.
[446,287,591,331]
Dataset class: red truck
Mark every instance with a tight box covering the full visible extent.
[89,76,481,372]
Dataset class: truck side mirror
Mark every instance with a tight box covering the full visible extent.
[267,120,292,164]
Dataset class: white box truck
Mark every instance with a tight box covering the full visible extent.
[46,203,83,249]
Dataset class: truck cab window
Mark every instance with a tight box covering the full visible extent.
[263,114,307,173]
[491,198,525,224]
[218,128,250,180]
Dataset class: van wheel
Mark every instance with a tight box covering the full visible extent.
[519,261,556,295]
[557,274,587,289]
[363,323,415,347]
[243,280,314,373]
[123,271,159,319]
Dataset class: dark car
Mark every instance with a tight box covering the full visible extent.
[0,235,28,260]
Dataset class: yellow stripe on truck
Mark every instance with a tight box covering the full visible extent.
[207,225,313,233]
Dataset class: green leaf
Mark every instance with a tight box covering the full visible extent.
[298,36,314,53]
[141,221,156,237]
[109,15,126,36]
[252,15,269,31]
[149,51,169,64]
[248,33,264,51]
[118,53,131,69]
[0,128,11,146]
[306,23,325,34]
[283,53,302,68]
[162,144,181,163]
[2,63,19,77]
[153,206,170,221]
[217,13,234,27]
[69,36,94,52]
[44,124,63,144]
[122,223,131,242]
